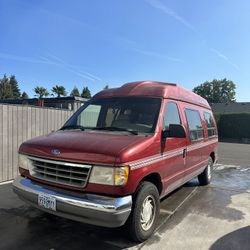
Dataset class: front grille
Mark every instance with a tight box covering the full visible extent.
[28,156,92,188]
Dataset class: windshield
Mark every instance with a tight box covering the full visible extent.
[62,97,161,135]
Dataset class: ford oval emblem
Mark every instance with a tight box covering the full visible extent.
[51,149,61,155]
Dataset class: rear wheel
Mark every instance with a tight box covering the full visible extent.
[126,181,160,242]
[198,156,213,185]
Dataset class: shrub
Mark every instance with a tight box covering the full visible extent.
[215,113,250,139]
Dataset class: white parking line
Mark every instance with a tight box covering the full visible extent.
[0,180,13,186]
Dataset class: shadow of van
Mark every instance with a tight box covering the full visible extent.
[210,226,250,250]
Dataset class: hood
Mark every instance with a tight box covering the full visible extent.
[19,130,155,165]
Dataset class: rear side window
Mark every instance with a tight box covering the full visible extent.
[204,112,216,138]
[163,102,181,130]
[185,109,204,142]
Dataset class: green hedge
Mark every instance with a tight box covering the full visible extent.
[214,112,250,139]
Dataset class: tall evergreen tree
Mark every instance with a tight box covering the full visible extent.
[21,91,29,99]
[70,86,80,97]
[0,74,13,99]
[81,86,91,98]
[9,75,21,99]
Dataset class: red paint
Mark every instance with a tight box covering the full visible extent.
[19,81,218,198]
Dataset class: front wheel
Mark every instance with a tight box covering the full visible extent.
[198,156,213,185]
[126,181,160,242]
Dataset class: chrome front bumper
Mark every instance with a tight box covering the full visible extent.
[13,176,132,228]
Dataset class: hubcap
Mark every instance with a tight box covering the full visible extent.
[140,195,156,231]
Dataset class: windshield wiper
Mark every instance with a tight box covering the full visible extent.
[92,126,138,135]
[60,125,85,131]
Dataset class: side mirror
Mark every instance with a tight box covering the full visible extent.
[162,124,186,139]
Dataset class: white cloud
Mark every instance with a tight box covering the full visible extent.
[0,51,102,82]
[41,8,183,64]
[145,0,196,32]
[132,48,184,62]
[42,53,102,82]
[0,52,49,64]
[210,48,240,70]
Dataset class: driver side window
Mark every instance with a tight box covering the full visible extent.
[163,102,181,130]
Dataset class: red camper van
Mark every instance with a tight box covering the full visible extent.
[13,81,218,242]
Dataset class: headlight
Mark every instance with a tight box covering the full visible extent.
[89,166,114,185]
[89,166,129,186]
[18,154,31,170]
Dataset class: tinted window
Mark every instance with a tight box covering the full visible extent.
[185,109,204,142]
[204,112,216,137]
[163,102,181,129]
[63,97,161,134]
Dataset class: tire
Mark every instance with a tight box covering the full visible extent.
[198,156,213,185]
[126,181,160,242]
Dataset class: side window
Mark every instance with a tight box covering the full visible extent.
[204,112,216,138]
[163,102,181,130]
[185,109,204,142]
[77,104,101,127]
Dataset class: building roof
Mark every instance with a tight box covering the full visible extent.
[0,96,89,105]
[211,102,250,113]
[93,81,210,109]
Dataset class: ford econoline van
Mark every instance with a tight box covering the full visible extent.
[13,81,218,242]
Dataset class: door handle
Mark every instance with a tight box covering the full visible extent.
[183,149,187,158]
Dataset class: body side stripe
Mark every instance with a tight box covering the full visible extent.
[128,138,218,170]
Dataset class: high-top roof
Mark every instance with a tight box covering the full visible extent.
[93,81,210,109]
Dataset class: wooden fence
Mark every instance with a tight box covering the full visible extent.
[0,104,73,183]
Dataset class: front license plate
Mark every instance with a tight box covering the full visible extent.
[38,193,56,211]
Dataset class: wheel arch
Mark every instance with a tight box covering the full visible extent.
[137,172,163,196]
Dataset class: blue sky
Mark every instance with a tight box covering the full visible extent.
[0,0,250,101]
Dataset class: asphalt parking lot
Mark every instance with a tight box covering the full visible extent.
[0,142,250,250]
